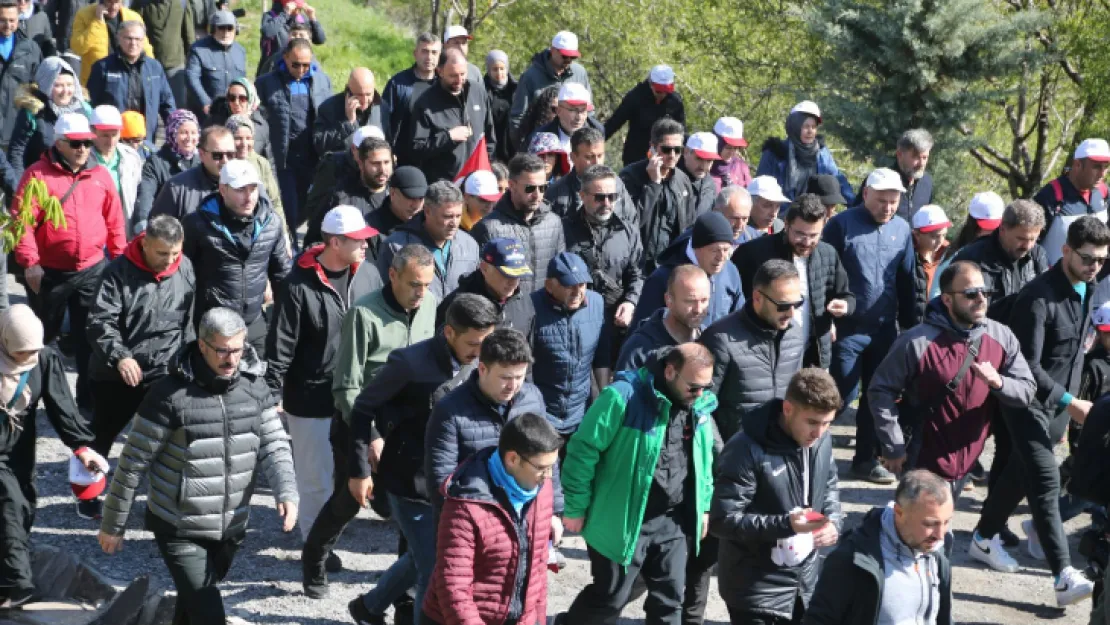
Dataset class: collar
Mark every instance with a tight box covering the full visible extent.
[94,148,120,168]
[685,240,699,267]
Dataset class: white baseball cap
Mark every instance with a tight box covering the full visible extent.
[551,31,580,57]
[442,25,471,43]
[865,168,907,192]
[714,117,747,148]
[790,100,822,122]
[911,204,951,233]
[90,105,122,130]
[1094,301,1110,332]
[321,204,378,239]
[350,125,385,148]
[557,83,591,108]
[1075,138,1110,162]
[685,132,720,160]
[219,159,260,189]
[748,176,789,203]
[56,112,95,140]
[968,191,1005,230]
[649,64,675,92]
[464,170,501,202]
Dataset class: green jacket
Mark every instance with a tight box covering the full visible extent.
[331,288,436,422]
[135,0,195,70]
[562,367,717,566]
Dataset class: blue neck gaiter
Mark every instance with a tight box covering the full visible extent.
[487,450,538,514]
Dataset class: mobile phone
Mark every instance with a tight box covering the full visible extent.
[804,510,826,523]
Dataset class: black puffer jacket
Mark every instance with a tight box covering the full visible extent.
[732,232,856,369]
[377,212,481,301]
[470,194,565,297]
[100,343,298,540]
[0,35,40,145]
[436,269,535,341]
[563,209,644,311]
[678,160,717,218]
[181,193,291,325]
[265,245,375,418]
[135,143,200,233]
[410,79,496,183]
[620,158,695,271]
[87,236,195,383]
[709,399,841,620]
[700,303,807,441]
[952,230,1050,322]
[485,74,516,163]
[604,80,686,168]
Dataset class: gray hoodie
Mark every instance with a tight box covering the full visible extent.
[878,504,942,625]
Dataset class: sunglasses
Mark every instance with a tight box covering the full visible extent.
[206,150,235,161]
[759,290,806,312]
[655,145,682,155]
[680,377,713,393]
[66,139,93,149]
[1076,250,1109,266]
[227,94,249,103]
[593,192,619,203]
[523,183,548,194]
[946,287,994,300]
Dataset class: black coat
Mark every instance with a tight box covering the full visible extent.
[410,79,496,183]
[0,36,40,144]
[678,160,717,218]
[485,74,516,163]
[204,97,273,165]
[470,194,566,297]
[620,158,695,271]
[803,507,952,625]
[710,400,841,619]
[265,249,374,417]
[312,90,382,157]
[18,8,55,58]
[181,193,291,325]
[436,269,535,342]
[615,309,674,372]
[952,230,1050,322]
[604,80,685,168]
[135,143,200,232]
[0,347,91,466]
[563,209,644,311]
[545,168,638,229]
[732,232,856,368]
[87,248,195,383]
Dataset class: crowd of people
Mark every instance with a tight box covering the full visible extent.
[0,3,1110,625]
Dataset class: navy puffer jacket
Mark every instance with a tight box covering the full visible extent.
[530,289,606,434]
[255,62,333,170]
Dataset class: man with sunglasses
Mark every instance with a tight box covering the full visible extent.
[86,21,173,148]
[185,11,246,117]
[969,216,1110,606]
[471,153,565,296]
[13,113,126,410]
[560,343,717,625]
[868,261,1034,559]
[546,126,637,227]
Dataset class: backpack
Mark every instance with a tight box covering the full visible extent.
[1066,397,1110,506]
[1047,178,1110,219]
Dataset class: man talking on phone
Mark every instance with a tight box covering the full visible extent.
[313,67,381,155]
[709,367,843,625]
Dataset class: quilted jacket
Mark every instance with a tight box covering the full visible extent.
[470,194,566,297]
[530,289,606,434]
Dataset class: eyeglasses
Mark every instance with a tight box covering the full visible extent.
[227,94,249,103]
[205,150,235,161]
[1075,251,1109,266]
[655,145,682,155]
[559,104,588,116]
[593,192,619,203]
[66,139,93,150]
[203,339,244,358]
[523,183,548,194]
[758,291,806,312]
[945,286,994,300]
[522,456,556,477]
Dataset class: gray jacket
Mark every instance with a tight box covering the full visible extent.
[700,303,806,441]
[470,194,566,297]
[377,212,480,301]
[100,343,297,541]
[509,50,590,142]
[185,36,248,108]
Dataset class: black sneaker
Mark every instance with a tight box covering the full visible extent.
[393,599,414,625]
[999,525,1021,548]
[302,556,328,599]
[0,587,35,610]
[969,461,988,485]
[76,498,102,520]
[325,550,342,573]
[347,596,385,625]
[850,460,896,485]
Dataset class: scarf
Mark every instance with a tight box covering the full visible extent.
[225,113,254,138]
[165,109,199,160]
[0,305,43,415]
[785,111,819,198]
[229,77,261,113]
[487,450,538,514]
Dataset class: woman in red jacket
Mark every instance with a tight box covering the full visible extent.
[418,413,561,625]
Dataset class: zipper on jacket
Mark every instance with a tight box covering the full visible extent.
[218,394,231,535]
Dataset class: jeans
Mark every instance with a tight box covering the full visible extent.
[153,527,244,625]
[361,494,438,624]
[976,405,1071,575]
[28,261,105,408]
[829,323,898,466]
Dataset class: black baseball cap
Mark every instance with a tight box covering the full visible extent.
[806,174,847,206]
[390,166,428,199]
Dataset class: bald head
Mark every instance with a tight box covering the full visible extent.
[438,49,469,95]
[346,67,377,114]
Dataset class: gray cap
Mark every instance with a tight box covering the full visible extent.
[210,10,237,28]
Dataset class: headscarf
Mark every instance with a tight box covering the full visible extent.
[35,56,85,117]
[527,131,570,178]
[165,109,199,159]
[785,110,820,198]
[0,305,43,416]
[485,50,510,88]
[225,114,254,136]
[228,77,260,113]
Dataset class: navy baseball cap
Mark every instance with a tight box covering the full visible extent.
[547,252,590,287]
[481,238,532,277]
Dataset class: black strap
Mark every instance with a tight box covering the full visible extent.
[947,335,982,392]
[58,177,82,206]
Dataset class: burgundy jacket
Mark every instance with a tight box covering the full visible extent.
[423,448,552,625]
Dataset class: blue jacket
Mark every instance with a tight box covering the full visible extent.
[255,61,333,170]
[821,206,916,333]
[185,36,247,109]
[631,233,745,330]
[755,137,854,205]
[531,289,607,434]
[257,5,325,74]
[87,53,175,145]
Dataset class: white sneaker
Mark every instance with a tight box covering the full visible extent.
[1055,566,1094,606]
[1021,518,1046,561]
[969,532,1019,573]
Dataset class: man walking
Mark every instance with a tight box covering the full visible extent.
[1033,138,1110,266]
[617,265,709,372]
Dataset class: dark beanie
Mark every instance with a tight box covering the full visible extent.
[691,212,735,248]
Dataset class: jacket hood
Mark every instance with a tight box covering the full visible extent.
[760,135,828,160]
[923,297,982,339]
[170,340,266,386]
[14,82,45,114]
[656,232,693,268]
[630,308,671,342]
[296,243,362,291]
[739,399,802,452]
[124,232,183,281]
[443,446,500,504]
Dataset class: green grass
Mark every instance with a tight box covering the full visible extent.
[232,0,415,92]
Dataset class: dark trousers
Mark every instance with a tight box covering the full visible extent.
[302,417,361,582]
[829,323,897,466]
[277,165,314,243]
[91,378,152,458]
[0,463,35,594]
[566,511,688,625]
[728,596,805,625]
[154,528,244,625]
[245,314,267,360]
[976,405,1071,574]
[683,534,717,625]
[987,408,1012,492]
[28,261,104,407]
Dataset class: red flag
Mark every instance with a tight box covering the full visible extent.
[453,135,492,185]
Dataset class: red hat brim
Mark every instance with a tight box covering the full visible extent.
[63,132,96,140]
[339,225,379,240]
[916,221,951,233]
[554,48,579,57]
[71,477,106,500]
[720,135,747,148]
[692,148,721,160]
[975,218,1002,231]
[650,82,675,94]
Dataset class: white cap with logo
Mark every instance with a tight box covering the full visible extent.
[464,170,501,201]
[321,205,378,239]
[714,117,747,148]
[685,132,720,160]
[220,159,261,189]
[747,176,790,203]
[865,168,907,193]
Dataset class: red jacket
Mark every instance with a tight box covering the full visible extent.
[12,151,126,271]
[424,449,552,625]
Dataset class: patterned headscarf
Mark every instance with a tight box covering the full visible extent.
[165,109,200,159]
[527,132,570,178]
[228,77,260,113]
[225,114,254,135]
